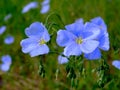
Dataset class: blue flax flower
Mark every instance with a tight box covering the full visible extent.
[112,60,120,70]
[0,26,6,35]
[58,55,68,64]
[56,19,100,57]
[22,2,38,14]
[84,17,110,60]
[4,35,14,44]
[20,22,50,57]
[0,55,12,72]
[40,0,50,14]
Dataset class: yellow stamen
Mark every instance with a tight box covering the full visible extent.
[39,39,46,45]
[76,37,83,44]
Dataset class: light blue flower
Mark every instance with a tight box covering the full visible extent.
[20,22,50,57]
[4,13,12,21]
[58,55,68,64]
[112,60,120,70]
[56,20,100,57]
[22,2,38,14]
[4,35,14,45]
[0,26,6,35]
[40,0,50,14]
[0,55,12,72]
[84,17,110,60]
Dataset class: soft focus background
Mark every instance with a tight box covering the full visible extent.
[0,0,120,90]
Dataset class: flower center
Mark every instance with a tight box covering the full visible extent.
[76,37,83,44]
[39,39,46,45]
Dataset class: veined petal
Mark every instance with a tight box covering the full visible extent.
[84,22,100,40]
[58,55,68,64]
[30,44,49,57]
[25,22,46,37]
[65,22,84,36]
[56,30,76,47]
[112,60,120,70]
[99,33,110,51]
[80,40,99,54]
[20,37,39,53]
[84,48,101,60]
[63,42,82,57]
[91,17,107,33]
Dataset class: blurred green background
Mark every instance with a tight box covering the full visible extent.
[0,0,120,90]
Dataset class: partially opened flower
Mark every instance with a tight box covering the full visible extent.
[56,20,100,57]
[58,55,68,64]
[0,55,12,72]
[0,26,6,35]
[40,0,50,14]
[84,17,110,60]
[4,35,14,45]
[20,22,50,57]
[112,60,120,70]
[22,2,38,14]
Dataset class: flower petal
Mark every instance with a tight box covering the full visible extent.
[65,21,84,36]
[112,60,120,70]
[0,63,10,72]
[99,33,109,51]
[30,44,49,57]
[0,25,6,35]
[1,55,12,65]
[84,48,101,60]
[58,55,68,64]
[4,35,14,44]
[56,30,76,47]
[91,17,107,33]
[25,22,45,37]
[20,37,38,53]
[40,5,50,14]
[63,42,82,57]
[80,40,99,54]
[84,22,100,40]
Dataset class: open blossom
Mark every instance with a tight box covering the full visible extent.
[22,2,38,14]
[84,17,110,60]
[112,60,120,70]
[20,22,50,57]
[0,55,12,72]
[56,19,100,57]
[4,35,14,45]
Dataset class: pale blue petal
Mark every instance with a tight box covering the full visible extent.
[91,17,107,33]
[65,22,84,36]
[56,30,76,47]
[63,42,82,57]
[40,5,50,14]
[112,60,120,70]
[1,55,12,65]
[20,37,39,53]
[42,29,50,42]
[4,35,14,44]
[83,22,100,40]
[58,55,68,64]
[25,22,46,38]
[1,63,10,72]
[0,26,6,35]
[4,13,12,21]
[22,2,38,13]
[84,48,101,60]
[75,18,84,23]
[80,40,99,54]
[30,44,49,57]
[99,33,110,51]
